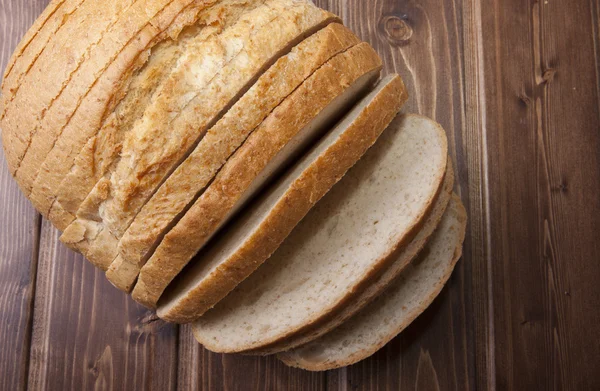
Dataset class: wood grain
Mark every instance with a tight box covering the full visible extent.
[480,0,600,389]
[0,0,599,390]
[0,1,48,390]
[27,221,179,390]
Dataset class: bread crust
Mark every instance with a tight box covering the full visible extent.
[157,75,406,323]
[107,23,360,293]
[278,195,467,371]
[5,0,174,183]
[132,43,383,308]
[51,0,262,231]
[60,0,337,270]
[22,0,217,215]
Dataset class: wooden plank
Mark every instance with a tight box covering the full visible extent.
[0,1,48,390]
[178,326,327,391]
[479,0,600,389]
[27,221,179,390]
[323,0,481,389]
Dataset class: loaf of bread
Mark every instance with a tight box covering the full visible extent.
[1,0,467,371]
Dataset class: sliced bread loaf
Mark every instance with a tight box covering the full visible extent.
[60,0,337,270]
[248,160,454,355]
[192,114,448,353]
[131,42,383,308]
[51,0,262,232]
[278,195,467,371]
[24,0,217,214]
[10,0,211,194]
[1,0,85,114]
[157,74,407,323]
[1,0,140,177]
[107,23,361,292]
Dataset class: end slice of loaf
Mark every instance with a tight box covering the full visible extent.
[248,160,454,355]
[192,114,449,353]
[157,74,407,323]
[60,0,337,271]
[132,42,383,308]
[107,23,361,293]
[278,195,467,371]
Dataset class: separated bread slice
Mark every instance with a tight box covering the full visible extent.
[51,0,264,232]
[25,0,219,214]
[157,74,407,323]
[279,195,467,371]
[107,23,361,292]
[6,0,200,187]
[248,160,454,355]
[60,0,337,270]
[132,42,383,308]
[192,114,448,353]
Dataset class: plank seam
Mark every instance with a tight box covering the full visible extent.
[22,213,42,391]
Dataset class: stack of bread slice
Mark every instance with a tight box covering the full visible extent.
[1,0,467,370]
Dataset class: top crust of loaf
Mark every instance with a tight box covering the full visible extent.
[279,195,467,371]
[25,0,219,218]
[60,0,337,271]
[192,114,448,353]
[131,42,383,309]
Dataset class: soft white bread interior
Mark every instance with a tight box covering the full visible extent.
[249,160,454,355]
[157,74,407,323]
[278,195,467,371]
[192,114,448,353]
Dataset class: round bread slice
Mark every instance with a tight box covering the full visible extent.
[247,160,454,355]
[107,23,361,293]
[192,114,449,353]
[131,42,383,308]
[278,195,467,371]
[157,74,407,323]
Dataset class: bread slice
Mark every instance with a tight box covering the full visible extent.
[278,195,467,371]
[7,0,210,191]
[50,0,265,231]
[157,74,407,323]
[107,23,361,293]
[60,0,337,270]
[191,114,448,353]
[248,160,454,355]
[131,42,383,308]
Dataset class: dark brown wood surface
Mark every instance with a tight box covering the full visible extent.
[1,0,599,389]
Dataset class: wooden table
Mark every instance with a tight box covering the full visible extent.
[1,0,599,390]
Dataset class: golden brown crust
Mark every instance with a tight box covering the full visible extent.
[4,0,147,180]
[22,0,215,213]
[61,1,337,271]
[158,75,407,323]
[107,23,360,293]
[52,0,263,230]
[132,43,383,309]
